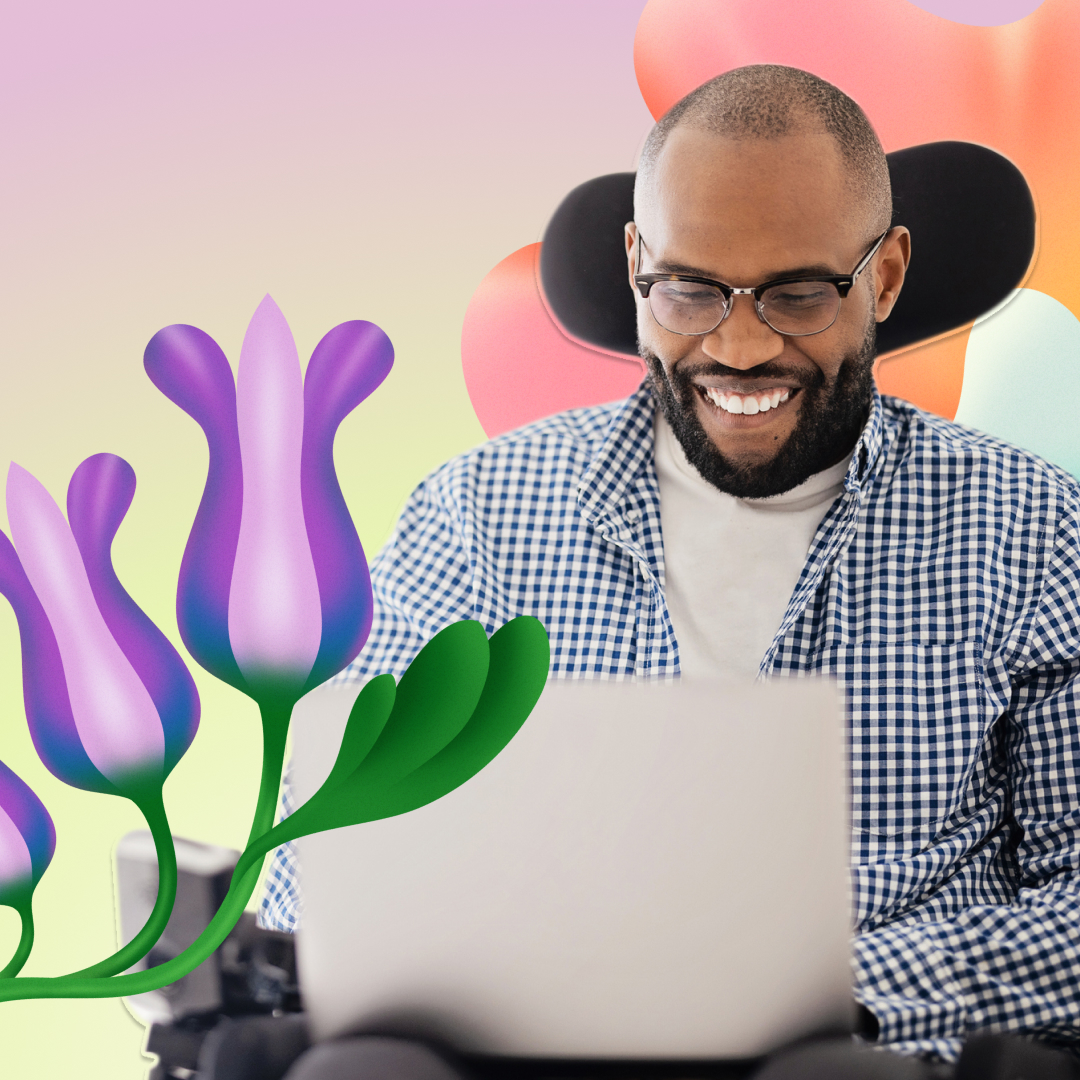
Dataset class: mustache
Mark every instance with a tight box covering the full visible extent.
[638,348,826,392]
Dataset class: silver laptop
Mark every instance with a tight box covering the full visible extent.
[288,677,852,1061]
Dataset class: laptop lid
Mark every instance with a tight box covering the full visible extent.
[289,677,851,1060]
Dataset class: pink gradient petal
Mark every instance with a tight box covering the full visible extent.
[0,804,33,894]
[6,465,165,785]
[228,295,322,692]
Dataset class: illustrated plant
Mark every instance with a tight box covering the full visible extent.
[0,297,550,1002]
[0,759,55,978]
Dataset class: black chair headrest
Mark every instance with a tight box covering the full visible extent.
[539,141,1036,359]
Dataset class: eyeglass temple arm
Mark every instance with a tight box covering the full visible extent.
[851,229,891,282]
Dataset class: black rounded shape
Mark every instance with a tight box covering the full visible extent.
[539,143,1036,361]
[539,172,639,356]
[878,141,1036,355]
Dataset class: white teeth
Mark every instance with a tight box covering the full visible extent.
[703,386,793,415]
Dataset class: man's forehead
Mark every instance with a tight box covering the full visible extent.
[638,127,866,274]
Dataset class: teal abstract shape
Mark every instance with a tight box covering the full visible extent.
[954,288,1080,480]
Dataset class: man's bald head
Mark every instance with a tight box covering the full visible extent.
[635,65,892,241]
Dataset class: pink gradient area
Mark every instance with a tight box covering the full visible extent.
[0,803,32,893]
[5,465,165,784]
[229,296,322,686]
[908,0,1046,26]
[462,244,644,438]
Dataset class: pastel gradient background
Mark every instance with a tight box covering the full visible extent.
[0,1,1077,1076]
[0,3,651,1074]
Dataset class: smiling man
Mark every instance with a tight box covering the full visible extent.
[625,79,910,681]
[262,66,1080,1070]
[630,100,904,501]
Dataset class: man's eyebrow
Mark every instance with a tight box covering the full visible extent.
[649,259,842,280]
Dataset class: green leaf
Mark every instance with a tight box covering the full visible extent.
[349,619,490,790]
[314,673,397,796]
[240,618,550,877]
[368,615,550,817]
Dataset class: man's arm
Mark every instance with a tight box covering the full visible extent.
[854,496,1080,1062]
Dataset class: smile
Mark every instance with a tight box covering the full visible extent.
[696,384,801,421]
[701,386,792,415]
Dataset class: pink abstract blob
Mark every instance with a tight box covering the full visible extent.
[462,244,643,438]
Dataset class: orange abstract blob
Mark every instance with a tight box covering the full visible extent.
[634,0,1080,418]
[462,2,1076,430]
[875,330,971,420]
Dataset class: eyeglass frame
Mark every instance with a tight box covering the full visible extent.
[631,227,892,338]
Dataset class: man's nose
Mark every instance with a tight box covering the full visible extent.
[700,294,785,369]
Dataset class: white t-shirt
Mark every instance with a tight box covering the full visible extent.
[654,412,851,681]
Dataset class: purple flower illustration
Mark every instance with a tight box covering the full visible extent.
[0,456,200,800]
[0,453,197,978]
[0,758,55,977]
[143,295,393,707]
[0,759,54,910]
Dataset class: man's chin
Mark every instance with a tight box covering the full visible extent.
[694,393,803,460]
[642,330,876,499]
[688,443,814,500]
[664,398,810,498]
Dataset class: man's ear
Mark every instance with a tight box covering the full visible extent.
[625,222,638,292]
[874,226,911,322]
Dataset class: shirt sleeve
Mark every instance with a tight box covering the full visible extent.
[258,470,479,931]
[853,494,1080,1062]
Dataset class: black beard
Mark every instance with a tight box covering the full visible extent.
[643,323,877,499]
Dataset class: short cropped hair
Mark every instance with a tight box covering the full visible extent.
[636,65,892,237]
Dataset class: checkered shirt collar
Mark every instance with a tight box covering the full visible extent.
[576,376,889,519]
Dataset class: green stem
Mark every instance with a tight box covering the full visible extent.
[230,825,286,892]
[0,860,263,1002]
[0,696,296,1002]
[0,897,35,979]
[249,698,293,848]
[67,789,177,979]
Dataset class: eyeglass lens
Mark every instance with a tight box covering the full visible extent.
[648,280,843,336]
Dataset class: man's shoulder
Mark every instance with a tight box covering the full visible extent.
[878,393,1080,504]
[427,391,648,489]
[486,395,634,449]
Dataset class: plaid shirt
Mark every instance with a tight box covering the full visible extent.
[260,381,1080,1062]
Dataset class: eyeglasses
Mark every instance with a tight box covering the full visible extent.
[633,228,890,338]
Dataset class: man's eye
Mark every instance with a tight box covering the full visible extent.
[766,284,835,308]
[656,282,722,305]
